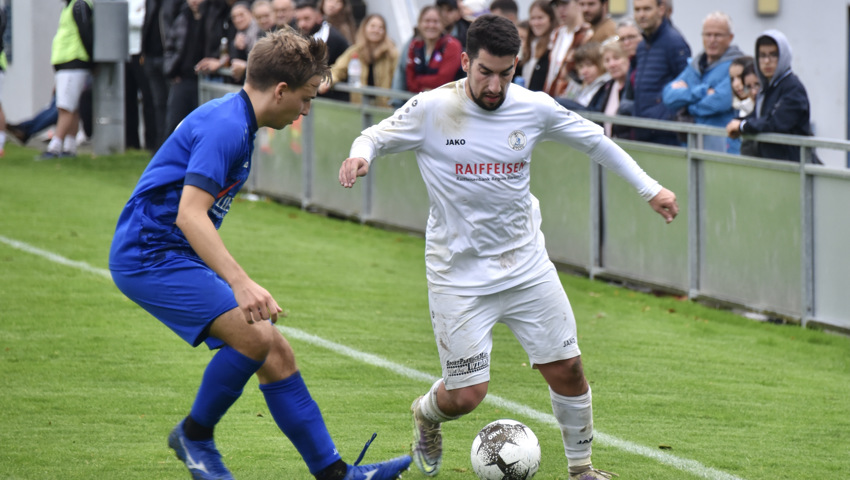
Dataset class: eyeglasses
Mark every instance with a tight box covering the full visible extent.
[618,34,641,42]
[758,52,779,60]
[601,36,619,46]
[701,32,730,39]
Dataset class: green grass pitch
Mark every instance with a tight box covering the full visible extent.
[0,143,848,479]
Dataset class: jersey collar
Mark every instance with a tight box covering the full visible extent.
[238,89,259,134]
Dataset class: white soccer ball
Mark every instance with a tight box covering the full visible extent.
[470,419,541,480]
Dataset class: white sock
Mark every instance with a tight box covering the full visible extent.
[550,387,594,472]
[63,136,77,154]
[417,379,462,424]
[47,137,63,154]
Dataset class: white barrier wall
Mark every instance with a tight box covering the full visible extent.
[4,0,63,123]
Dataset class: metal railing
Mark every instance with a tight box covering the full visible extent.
[200,79,850,333]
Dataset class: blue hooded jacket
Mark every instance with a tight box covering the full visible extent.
[662,43,744,152]
[662,45,743,127]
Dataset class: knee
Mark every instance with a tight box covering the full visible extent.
[540,357,587,395]
[535,357,584,385]
[445,383,488,415]
[563,357,584,379]
[557,357,586,387]
[236,322,279,361]
[255,332,298,383]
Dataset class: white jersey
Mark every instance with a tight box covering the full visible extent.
[350,80,661,295]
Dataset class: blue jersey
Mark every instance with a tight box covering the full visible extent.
[109,90,258,271]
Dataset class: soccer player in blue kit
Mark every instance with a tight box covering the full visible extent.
[109,30,411,480]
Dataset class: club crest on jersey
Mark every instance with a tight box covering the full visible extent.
[508,130,527,151]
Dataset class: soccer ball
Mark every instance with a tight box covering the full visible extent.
[470,419,541,480]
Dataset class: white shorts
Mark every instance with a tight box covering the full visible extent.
[55,69,91,111]
[428,268,581,390]
[0,71,5,101]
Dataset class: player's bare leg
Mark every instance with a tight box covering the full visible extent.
[411,380,487,476]
[538,357,617,480]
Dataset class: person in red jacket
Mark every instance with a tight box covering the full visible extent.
[406,6,462,93]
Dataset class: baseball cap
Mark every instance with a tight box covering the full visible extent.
[436,0,459,9]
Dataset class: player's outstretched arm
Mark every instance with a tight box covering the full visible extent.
[649,187,679,224]
[176,185,282,324]
[339,157,370,188]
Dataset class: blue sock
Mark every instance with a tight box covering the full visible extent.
[189,346,264,431]
[259,372,341,475]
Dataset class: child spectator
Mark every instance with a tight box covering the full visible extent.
[560,41,609,108]
[729,56,755,117]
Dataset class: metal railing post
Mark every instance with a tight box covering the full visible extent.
[589,159,603,279]
[301,112,315,209]
[800,147,815,326]
[361,105,374,223]
[687,131,701,299]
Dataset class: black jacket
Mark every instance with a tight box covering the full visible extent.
[163,2,207,79]
[740,31,815,162]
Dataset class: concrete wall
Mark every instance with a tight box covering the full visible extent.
[4,0,63,123]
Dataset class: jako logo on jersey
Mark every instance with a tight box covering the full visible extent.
[446,139,466,145]
[508,130,527,151]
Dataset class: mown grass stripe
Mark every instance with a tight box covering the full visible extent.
[1,234,745,480]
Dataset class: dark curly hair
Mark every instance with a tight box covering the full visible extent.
[465,14,521,61]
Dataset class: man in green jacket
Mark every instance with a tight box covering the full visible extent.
[43,0,93,159]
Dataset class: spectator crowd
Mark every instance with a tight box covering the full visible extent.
[4,0,818,163]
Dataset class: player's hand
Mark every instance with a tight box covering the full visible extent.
[726,119,742,139]
[339,157,370,188]
[649,187,678,224]
[232,278,283,324]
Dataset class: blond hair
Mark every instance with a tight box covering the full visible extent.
[246,28,331,91]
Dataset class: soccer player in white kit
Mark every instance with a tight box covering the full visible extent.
[339,14,678,480]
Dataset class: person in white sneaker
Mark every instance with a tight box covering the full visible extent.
[43,0,94,159]
[339,14,678,480]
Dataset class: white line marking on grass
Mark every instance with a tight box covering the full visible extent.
[3,235,745,480]
[280,326,745,480]
[0,235,113,279]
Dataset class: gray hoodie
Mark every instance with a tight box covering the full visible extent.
[754,29,793,115]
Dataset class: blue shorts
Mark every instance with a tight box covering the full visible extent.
[111,256,238,349]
